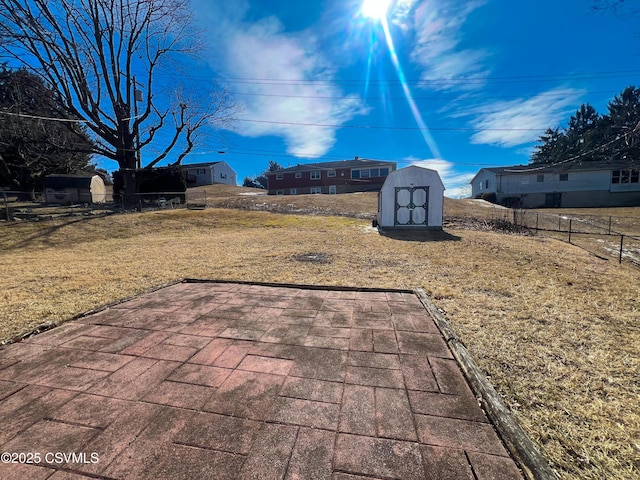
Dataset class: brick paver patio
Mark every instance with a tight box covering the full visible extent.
[0,282,523,479]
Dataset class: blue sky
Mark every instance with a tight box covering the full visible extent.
[141,0,639,197]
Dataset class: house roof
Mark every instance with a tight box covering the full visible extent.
[265,158,396,176]
[471,160,640,183]
[42,174,97,189]
[384,165,446,190]
[179,161,223,169]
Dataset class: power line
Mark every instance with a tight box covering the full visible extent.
[150,67,640,86]
[179,146,510,168]
[503,128,638,173]
[212,70,640,87]
[236,118,547,132]
[230,89,615,102]
[0,109,550,132]
[0,110,90,123]
[0,110,141,122]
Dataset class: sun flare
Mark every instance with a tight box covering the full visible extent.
[360,0,392,20]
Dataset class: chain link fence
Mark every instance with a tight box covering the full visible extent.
[510,210,639,267]
[1,190,209,221]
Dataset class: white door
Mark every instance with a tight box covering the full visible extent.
[394,186,428,226]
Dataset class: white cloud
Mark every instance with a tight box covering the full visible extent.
[403,0,489,90]
[406,157,474,198]
[391,0,419,31]
[465,88,585,147]
[192,2,368,157]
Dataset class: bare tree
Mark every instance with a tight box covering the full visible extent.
[593,1,640,18]
[0,0,239,193]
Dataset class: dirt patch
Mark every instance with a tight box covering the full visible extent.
[292,252,333,264]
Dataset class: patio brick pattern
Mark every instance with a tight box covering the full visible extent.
[0,282,523,479]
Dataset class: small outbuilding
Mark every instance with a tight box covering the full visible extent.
[43,174,108,204]
[377,165,445,230]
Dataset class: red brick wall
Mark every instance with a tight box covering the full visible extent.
[268,166,393,195]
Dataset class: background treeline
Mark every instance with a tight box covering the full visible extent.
[531,86,640,165]
[0,64,100,196]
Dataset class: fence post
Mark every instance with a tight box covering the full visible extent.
[568,219,572,244]
[513,209,517,226]
[204,191,207,207]
[558,216,561,232]
[3,192,9,221]
[608,216,612,235]
[536,214,539,231]
[619,235,624,264]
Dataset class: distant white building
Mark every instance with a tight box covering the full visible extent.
[43,174,108,204]
[180,161,236,187]
[471,161,640,208]
[377,165,445,230]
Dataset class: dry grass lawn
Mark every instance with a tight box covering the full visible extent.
[1,186,639,479]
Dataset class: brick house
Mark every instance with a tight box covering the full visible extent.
[265,158,397,195]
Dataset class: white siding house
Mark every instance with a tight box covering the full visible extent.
[471,162,640,208]
[181,161,237,187]
[377,165,445,230]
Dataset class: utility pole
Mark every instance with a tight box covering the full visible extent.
[119,72,144,170]
[132,75,143,170]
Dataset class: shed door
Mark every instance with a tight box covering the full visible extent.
[394,186,429,226]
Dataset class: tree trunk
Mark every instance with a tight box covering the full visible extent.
[114,116,139,205]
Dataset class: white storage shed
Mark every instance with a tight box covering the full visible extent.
[377,165,445,230]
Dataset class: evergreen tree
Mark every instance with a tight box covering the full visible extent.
[530,88,640,165]
[0,65,95,196]
[531,128,570,164]
[607,86,640,162]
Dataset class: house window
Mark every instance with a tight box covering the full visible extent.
[276,190,284,195]
[485,180,489,189]
[276,173,284,180]
[220,173,227,179]
[295,172,302,179]
[612,168,640,184]
[329,185,336,194]
[612,170,620,184]
[621,170,630,183]
[310,187,321,194]
[310,171,321,180]
[351,170,360,179]
[380,167,389,176]
[370,168,379,177]
[290,188,297,195]
[328,170,336,177]
[537,174,544,183]
[197,169,205,175]
[360,169,370,179]
[559,173,569,182]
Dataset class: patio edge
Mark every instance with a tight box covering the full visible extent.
[415,288,559,480]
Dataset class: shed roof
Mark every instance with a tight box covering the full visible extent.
[42,174,97,189]
[383,165,445,190]
[265,158,396,176]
